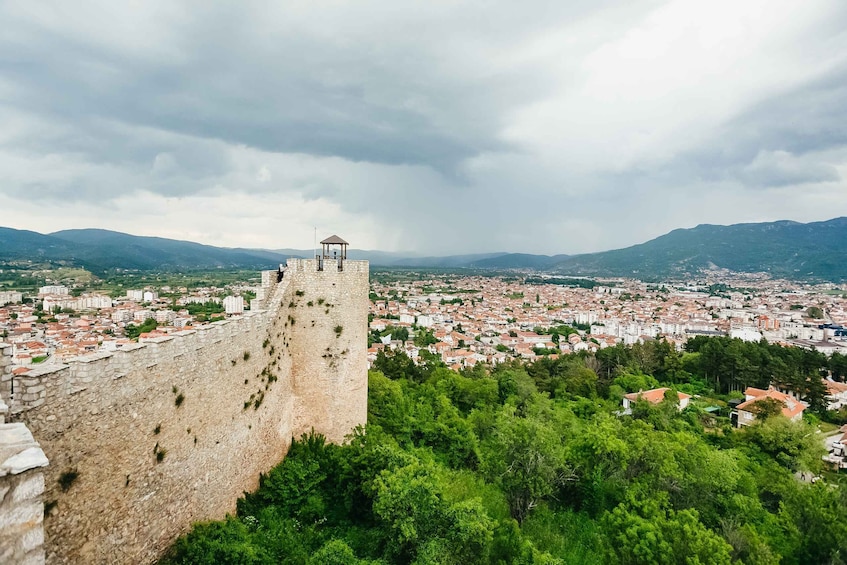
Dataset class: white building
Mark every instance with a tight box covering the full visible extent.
[729,327,763,342]
[112,309,133,323]
[0,291,23,305]
[156,309,176,324]
[143,291,158,302]
[133,310,154,322]
[223,296,244,315]
[416,315,434,327]
[43,294,112,312]
[42,296,75,312]
[126,290,144,301]
[77,294,112,309]
[39,285,69,296]
[182,296,221,305]
[575,311,600,325]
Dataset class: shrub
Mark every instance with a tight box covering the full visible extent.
[334,325,343,337]
[58,469,79,492]
[175,393,185,407]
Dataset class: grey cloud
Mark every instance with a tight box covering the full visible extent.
[739,150,840,188]
[0,1,583,175]
[668,63,847,187]
[2,1,847,255]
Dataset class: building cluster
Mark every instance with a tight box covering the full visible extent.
[0,283,262,366]
[2,271,846,376]
[367,275,847,370]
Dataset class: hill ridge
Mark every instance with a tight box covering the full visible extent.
[2,217,846,279]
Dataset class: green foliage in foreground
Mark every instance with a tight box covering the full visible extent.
[164,350,847,565]
[125,318,158,340]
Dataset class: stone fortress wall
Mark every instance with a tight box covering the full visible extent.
[0,258,369,564]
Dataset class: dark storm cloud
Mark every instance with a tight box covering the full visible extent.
[668,63,847,188]
[1,1,847,253]
[0,2,578,178]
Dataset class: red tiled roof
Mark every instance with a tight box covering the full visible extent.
[624,387,690,404]
[738,387,805,420]
[826,380,847,394]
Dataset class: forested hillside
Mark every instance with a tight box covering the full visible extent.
[163,340,847,564]
[553,217,847,281]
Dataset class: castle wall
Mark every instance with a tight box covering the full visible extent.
[1,259,368,564]
[0,423,49,565]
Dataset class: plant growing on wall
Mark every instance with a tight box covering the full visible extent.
[58,469,79,492]
[335,325,343,337]
[172,385,185,407]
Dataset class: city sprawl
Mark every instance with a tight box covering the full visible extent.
[2,270,846,370]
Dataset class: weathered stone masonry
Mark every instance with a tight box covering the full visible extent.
[0,258,368,564]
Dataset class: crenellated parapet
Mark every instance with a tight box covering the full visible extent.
[4,277,289,429]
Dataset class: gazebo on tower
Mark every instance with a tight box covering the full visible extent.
[318,235,349,271]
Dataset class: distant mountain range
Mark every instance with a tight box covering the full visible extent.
[0,228,290,272]
[1,218,846,280]
[550,217,847,281]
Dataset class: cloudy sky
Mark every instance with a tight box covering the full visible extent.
[1,1,846,255]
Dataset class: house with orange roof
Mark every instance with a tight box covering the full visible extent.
[735,386,806,427]
[824,379,847,410]
[622,388,691,413]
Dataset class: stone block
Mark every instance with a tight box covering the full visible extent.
[0,500,42,529]
[18,523,44,553]
[11,474,44,503]
[19,550,46,565]
[1,447,49,476]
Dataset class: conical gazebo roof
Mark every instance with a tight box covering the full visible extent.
[320,235,349,245]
